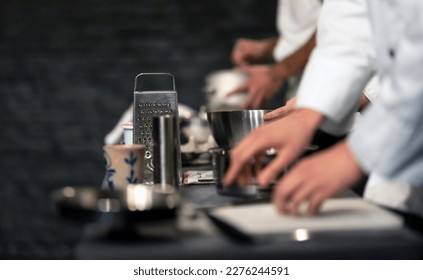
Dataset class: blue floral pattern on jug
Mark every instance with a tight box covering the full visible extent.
[104,152,116,190]
[125,151,138,184]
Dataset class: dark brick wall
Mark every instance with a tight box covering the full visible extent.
[0,0,277,258]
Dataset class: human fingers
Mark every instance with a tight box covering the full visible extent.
[237,164,254,186]
[273,158,323,214]
[288,179,317,215]
[307,192,327,216]
[265,98,296,120]
[226,83,249,97]
[277,151,334,216]
[232,53,254,66]
[257,148,298,187]
[241,88,257,109]
[224,145,266,186]
[232,55,250,67]
[223,153,250,187]
[236,64,258,75]
[235,165,247,186]
[245,82,269,109]
[250,89,266,109]
[231,50,241,66]
[223,129,274,186]
[231,40,248,65]
[272,172,303,214]
[254,153,263,179]
[289,142,363,215]
[264,106,291,121]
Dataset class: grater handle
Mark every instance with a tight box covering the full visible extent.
[134,73,176,92]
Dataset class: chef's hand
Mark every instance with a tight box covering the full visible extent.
[273,141,364,216]
[226,65,285,109]
[231,38,277,66]
[223,108,323,188]
[264,97,297,121]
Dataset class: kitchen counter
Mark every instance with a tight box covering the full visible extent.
[74,184,423,260]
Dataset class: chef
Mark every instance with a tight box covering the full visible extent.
[229,0,321,109]
[224,0,423,230]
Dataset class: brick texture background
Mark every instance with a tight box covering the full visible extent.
[0,0,277,258]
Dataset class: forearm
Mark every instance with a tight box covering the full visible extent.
[260,37,279,60]
[273,32,316,79]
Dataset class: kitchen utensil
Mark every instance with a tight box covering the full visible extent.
[52,184,179,224]
[207,198,403,240]
[153,115,182,186]
[133,73,179,183]
[207,110,269,148]
[204,69,248,110]
[209,147,272,198]
[102,144,145,190]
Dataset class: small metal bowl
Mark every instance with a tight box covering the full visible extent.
[52,184,179,224]
[208,147,272,199]
[206,110,269,148]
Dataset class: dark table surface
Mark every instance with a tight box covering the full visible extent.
[74,183,423,260]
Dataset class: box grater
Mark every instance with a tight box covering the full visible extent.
[133,73,179,183]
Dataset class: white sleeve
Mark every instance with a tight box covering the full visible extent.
[273,0,321,62]
[295,0,375,135]
[348,1,423,187]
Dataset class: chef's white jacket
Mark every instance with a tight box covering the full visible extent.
[296,0,423,214]
[273,0,322,99]
[362,77,423,216]
[273,0,321,62]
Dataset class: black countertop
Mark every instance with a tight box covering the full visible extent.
[74,184,423,260]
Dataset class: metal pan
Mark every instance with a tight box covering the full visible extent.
[52,184,179,224]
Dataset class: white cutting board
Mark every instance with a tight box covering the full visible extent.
[209,198,403,234]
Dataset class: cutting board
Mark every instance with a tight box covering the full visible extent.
[208,198,402,235]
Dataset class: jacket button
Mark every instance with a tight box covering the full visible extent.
[388,48,396,58]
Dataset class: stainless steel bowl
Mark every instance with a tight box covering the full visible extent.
[208,147,271,198]
[207,110,269,147]
[52,184,179,223]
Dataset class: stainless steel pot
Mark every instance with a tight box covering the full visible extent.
[208,147,272,198]
[206,109,269,148]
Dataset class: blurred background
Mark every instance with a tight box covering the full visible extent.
[0,0,277,258]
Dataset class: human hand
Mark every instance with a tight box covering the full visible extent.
[273,141,364,216]
[226,65,285,109]
[264,97,297,121]
[230,155,263,187]
[223,109,323,188]
[231,38,277,66]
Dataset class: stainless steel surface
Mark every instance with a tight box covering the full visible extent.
[207,110,269,147]
[208,147,270,198]
[208,147,228,189]
[153,115,182,186]
[133,73,179,183]
[99,183,178,213]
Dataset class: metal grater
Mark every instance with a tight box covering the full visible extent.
[133,73,179,183]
